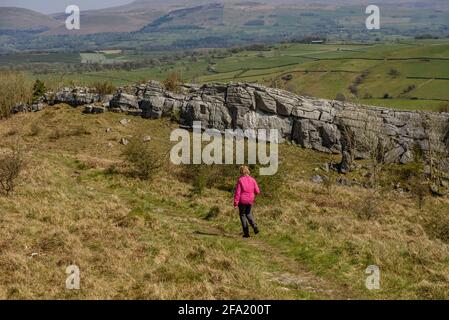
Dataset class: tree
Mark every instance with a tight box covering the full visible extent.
[388,68,401,78]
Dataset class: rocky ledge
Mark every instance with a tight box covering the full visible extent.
[15,81,449,170]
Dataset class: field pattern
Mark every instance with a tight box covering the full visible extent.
[24,40,449,112]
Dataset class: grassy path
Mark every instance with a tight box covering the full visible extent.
[155,201,355,300]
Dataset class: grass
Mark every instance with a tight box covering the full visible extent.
[0,105,448,299]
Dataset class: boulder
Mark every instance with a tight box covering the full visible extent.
[110,93,139,112]
[83,105,106,114]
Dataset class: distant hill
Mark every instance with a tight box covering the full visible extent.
[1,0,448,52]
[0,7,59,32]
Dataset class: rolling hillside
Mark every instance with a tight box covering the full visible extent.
[0,7,59,32]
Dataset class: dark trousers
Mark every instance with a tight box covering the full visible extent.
[238,204,258,235]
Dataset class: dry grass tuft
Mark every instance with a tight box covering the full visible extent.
[0,71,32,118]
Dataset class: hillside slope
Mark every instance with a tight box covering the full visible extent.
[0,7,59,31]
[0,104,448,299]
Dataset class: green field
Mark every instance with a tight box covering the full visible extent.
[25,40,449,112]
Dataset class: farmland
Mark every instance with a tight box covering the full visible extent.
[14,39,448,112]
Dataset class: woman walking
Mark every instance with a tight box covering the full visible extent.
[234,166,260,238]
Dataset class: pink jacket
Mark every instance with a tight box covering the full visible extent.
[234,175,260,207]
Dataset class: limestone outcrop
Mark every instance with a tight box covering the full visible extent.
[28,81,449,166]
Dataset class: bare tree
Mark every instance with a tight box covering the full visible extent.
[0,144,24,196]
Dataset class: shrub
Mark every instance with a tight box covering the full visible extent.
[422,208,449,243]
[170,108,181,123]
[402,84,416,95]
[204,206,220,220]
[388,68,401,77]
[335,93,346,102]
[438,102,449,113]
[0,71,32,118]
[92,81,116,96]
[162,72,182,93]
[251,164,287,206]
[348,84,358,96]
[49,129,64,140]
[122,136,168,180]
[355,193,384,220]
[29,123,41,136]
[0,146,24,196]
[191,165,208,195]
[32,79,47,103]
[180,164,238,196]
[409,178,429,210]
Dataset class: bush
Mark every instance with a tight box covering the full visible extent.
[388,69,401,77]
[423,208,449,243]
[163,72,182,93]
[122,136,168,180]
[409,178,429,210]
[348,84,358,96]
[438,102,449,113]
[32,79,47,103]
[0,71,32,118]
[363,92,373,99]
[335,93,346,102]
[92,81,116,96]
[355,192,384,220]
[0,146,24,196]
[204,206,220,220]
[29,123,41,136]
[49,129,64,140]
[402,84,416,95]
[191,165,208,195]
[251,164,287,206]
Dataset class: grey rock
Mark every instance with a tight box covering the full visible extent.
[254,90,277,114]
[119,138,129,145]
[311,175,324,184]
[320,163,330,173]
[110,93,139,112]
[51,87,101,106]
[120,119,131,126]
[384,146,405,164]
[12,103,45,114]
[83,105,106,114]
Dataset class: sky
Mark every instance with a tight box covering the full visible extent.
[0,0,135,13]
